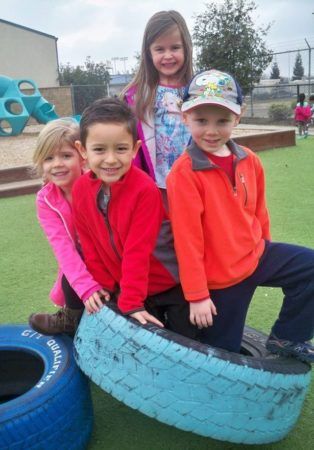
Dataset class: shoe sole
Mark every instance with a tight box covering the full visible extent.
[266,343,313,364]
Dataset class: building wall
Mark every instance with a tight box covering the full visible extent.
[109,73,133,96]
[39,86,73,116]
[0,20,59,88]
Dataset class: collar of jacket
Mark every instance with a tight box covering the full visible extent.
[187,139,248,171]
[85,164,135,195]
[42,182,67,207]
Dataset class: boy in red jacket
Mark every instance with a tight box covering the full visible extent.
[72,97,198,338]
[166,69,314,362]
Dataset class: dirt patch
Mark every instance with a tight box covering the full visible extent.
[0,125,44,169]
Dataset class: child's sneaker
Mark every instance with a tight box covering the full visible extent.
[29,307,83,337]
[266,333,314,363]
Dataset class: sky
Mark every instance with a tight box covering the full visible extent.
[0,0,314,76]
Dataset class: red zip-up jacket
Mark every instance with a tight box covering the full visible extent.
[166,140,271,302]
[72,165,179,314]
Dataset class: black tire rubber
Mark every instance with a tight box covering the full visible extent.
[0,324,93,450]
[74,302,311,445]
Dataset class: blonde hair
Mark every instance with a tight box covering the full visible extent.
[33,118,80,176]
[122,10,193,122]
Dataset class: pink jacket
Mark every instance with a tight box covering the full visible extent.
[36,182,102,306]
[294,103,312,122]
[124,85,156,180]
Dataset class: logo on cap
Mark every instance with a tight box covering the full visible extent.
[182,69,242,115]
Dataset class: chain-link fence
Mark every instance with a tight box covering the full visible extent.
[244,82,314,120]
[69,81,313,123]
[70,84,109,115]
[269,48,312,81]
[243,45,314,121]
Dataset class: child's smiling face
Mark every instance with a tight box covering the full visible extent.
[79,122,140,189]
[183,104,240,156]
[42,144,83,194]
[149,26,185,85]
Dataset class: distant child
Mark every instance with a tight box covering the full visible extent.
[294,93,311,137]
[167,69,314,362]
[309,93,314,125]
[71,97,199,338]
[29,119,107,336]
[123,10,193,193]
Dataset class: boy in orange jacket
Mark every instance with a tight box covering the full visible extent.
[167,69,314,362]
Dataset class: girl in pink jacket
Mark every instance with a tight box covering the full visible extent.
[294,93,311,137]
[29,119,107,336]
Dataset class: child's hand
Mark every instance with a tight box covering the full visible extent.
[189,297,217,329]
[130,310,164,328]
[85,290,110,314]
[99,289,110,302]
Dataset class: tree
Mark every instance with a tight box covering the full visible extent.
[59,56,111,114]
[193,0,272,94]
[59,56,110,86]
[292,52,304,80]
[270,61,280,79]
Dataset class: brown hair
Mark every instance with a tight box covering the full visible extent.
[80,97,137,147]
[33,118,80,176]
[122,10,193,122]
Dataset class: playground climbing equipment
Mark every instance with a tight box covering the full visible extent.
[0,76,58,136]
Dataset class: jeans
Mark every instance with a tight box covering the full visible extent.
[199,241,314,352]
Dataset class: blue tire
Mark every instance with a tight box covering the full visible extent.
[74,303,311,445]
[0,324,93,450]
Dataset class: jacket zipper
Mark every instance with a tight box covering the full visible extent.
[45,196,75,245]
[97,187,122,261]
[212,162,247,204]
[230,159,248,204]
[239,173,248,206]
[211,164,238,196]
[232,158,238,196]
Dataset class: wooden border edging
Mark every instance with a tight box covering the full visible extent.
[234,130,296,152]
[0,129,296,199]
[0,165,35,184]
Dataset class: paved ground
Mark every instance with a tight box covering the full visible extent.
[0,123,305,170]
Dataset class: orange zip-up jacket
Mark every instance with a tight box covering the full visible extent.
[166,140,271,302]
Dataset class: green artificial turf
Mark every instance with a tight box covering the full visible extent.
[0,137,313,449]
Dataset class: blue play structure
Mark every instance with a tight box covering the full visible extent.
[0,75,59,136]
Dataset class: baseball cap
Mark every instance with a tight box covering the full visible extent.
[182,69,243,115]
